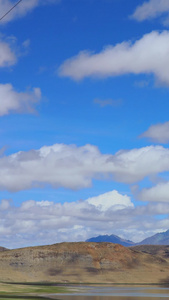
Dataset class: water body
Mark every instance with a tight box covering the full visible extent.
[1,286,169,300]
[51,286,169,300]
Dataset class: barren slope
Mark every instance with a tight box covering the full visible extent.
[0,242,168,284]
[131,245,169,259]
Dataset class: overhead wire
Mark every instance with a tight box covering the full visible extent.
[0,0,23,22]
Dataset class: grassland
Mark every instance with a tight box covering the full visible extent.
[0,282,70,300]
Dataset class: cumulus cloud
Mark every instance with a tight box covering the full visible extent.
[0,40,16,67]
[140,121,169,143]
[0,84,41,115]
[138,181,169,202]
[0,193,168,248]
[131,0,169,23]
[87,190,133,211]
[0,35,31,68]
[59,31,169,85]
[0,191,134,248]
[0,0,60,24]
[0,144,169,191]
[109,145,169,183]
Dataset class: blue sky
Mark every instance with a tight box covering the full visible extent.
[0,0,169,248]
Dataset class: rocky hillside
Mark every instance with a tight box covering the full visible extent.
[131,245,169,259]
[0,247,7,251]
[0,242,169,284]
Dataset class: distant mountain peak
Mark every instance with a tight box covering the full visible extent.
[86,234,135,247]
[139,229,169,245]
[86,229,169,247]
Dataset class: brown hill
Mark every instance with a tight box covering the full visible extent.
[0,246,7,252]
[131,245,169,259]
[0,242,168,284]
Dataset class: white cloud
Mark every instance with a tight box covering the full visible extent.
[0,40,16,67]
[138,181,169,202]
[0,35,31,68]
[87,190,133,212]
[0,193,168,248]
[0,192,134,248]
[0,0,60,24]
[0,84,41,116]
[131,0,169,23]
[140,121,169,143]
[0,199,10,210]
[22,39,30,49]
[0,144,169,191]
[109,145,169,183]
[59,31,169,86]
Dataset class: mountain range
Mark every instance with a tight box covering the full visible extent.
[86,229,169,246]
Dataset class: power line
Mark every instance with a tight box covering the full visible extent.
[0,0,23,22]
